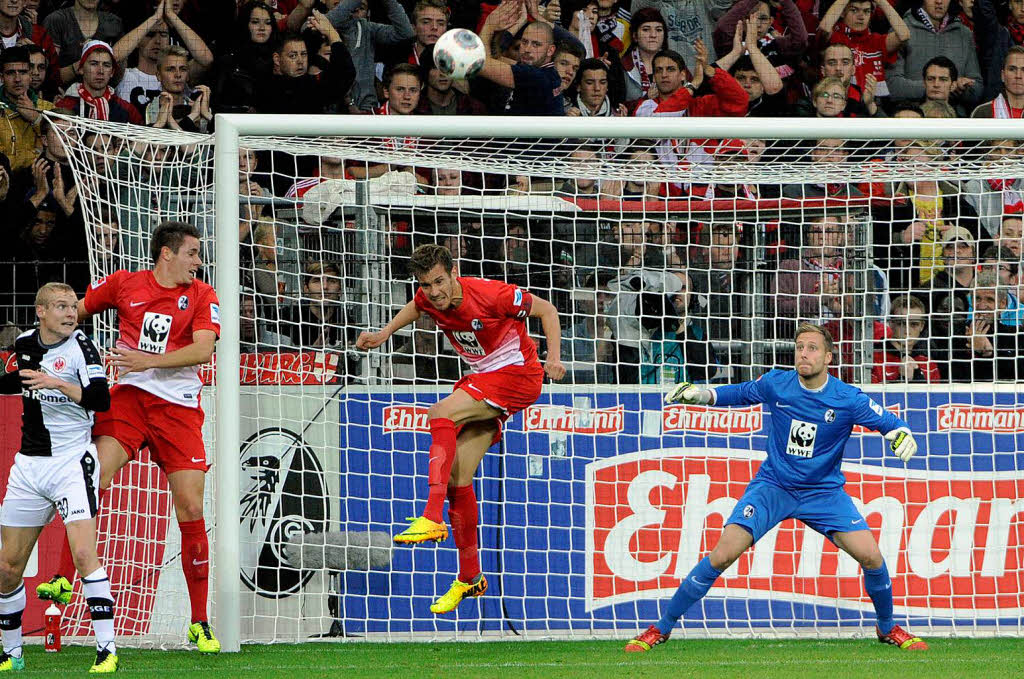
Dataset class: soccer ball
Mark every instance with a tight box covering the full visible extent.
[433,28,486,80]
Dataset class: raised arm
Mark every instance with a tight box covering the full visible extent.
[817,0,849,35]
[528,294,565,381]
[477,0,524,89]
[355,300,422,349]
[113,0,165,65]
[876,0,910,53]
[164,3,215,72]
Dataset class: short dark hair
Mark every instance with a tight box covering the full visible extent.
[794,322,834,354]
[652,49,686,72]
[273,32,306,55]
[578,57,609,78]
[554,40,585,63]
[385,62,422,88]
[730,55,756,74]
[1,46,30,69]
[408,244,454,277]
[891,102,924,117]
[150,220,201,263]
[923,56,958,81]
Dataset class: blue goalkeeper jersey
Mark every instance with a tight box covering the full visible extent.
[712,369,907,490]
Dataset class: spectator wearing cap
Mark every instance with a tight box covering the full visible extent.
[621,6,666,102]
[55,40,141,123]
[963,140,1024,239]
[145,46,212,132]
[921,56,968,116]
[972,46,1024,119]
[887,0,982,107]
[872,294,941,383]
[415,45,486,115]
[949,269,1024,382]
[871,140,978,292]
[212,2,278,114]
[630,0,731,73]
[325,0,414,112]
[0,46,54,172]
[0,0,59,89]
[256,20,355,115]
[476,4,564,115]
[43,0,123,86]
[818,0,909,101]
[714,0,807,84]
[640,271,719,385]
[922,225,977,316]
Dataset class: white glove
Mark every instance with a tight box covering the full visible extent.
[884,427,918,463]
[665,381,714,405]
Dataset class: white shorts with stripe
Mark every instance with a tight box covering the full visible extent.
[0,445,100,527]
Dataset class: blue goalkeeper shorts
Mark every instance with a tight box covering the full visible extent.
[725,477,867,542]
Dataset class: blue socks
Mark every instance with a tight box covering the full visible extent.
[655,556,722,635]
[863,561,895,635]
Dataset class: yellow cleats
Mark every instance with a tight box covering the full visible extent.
[393,516,448,544]
[89,649,118,673]
[430,575,487,614]
[187,621,221,653]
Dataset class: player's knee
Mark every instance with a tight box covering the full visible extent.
[708,545,741,571]
[0,556,23,590]
[69,544,98,575]
[427,401,452,421]
[175,498,205,522]
[858,548,884,570]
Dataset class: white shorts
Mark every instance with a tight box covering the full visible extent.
[0,445,100,527]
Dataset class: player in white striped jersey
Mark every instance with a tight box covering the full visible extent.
[0,283,118,673]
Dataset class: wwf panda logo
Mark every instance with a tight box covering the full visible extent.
[178,295,190,310]
[786,419,818,458]
[138,312,173,353]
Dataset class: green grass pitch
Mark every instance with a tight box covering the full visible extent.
[21,638,1024,678]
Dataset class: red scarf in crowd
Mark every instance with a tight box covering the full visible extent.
[1010,21,1024,45]
[67,83,112,120]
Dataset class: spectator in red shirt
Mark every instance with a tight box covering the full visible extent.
[55,40,142,123]
[404,0,447,66]
[872,294,942,383]
[819,0,909,100]
[808,43,880,116]
[634,41,747,118]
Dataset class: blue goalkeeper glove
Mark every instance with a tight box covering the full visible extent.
[665,382,715,405]
[884,427,918,463]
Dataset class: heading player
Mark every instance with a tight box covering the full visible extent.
[0,283,116,673]
[43,222,221,653]
[626,323,927,653]
[356,244,565,614]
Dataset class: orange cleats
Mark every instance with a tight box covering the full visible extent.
[624,625,670,653]
[877,625,928,651]
[393,516,448,544]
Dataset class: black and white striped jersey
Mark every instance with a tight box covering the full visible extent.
[0,329,110,457]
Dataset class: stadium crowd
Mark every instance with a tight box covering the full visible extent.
[0,0,1023,385]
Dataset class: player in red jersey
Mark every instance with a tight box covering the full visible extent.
[45,222,221,652]
[356,244,565,614]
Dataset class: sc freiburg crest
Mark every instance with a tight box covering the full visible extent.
[239,428,329,598]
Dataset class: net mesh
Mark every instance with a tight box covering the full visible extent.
[50,114,1024,643]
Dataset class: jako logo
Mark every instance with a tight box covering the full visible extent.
[662,405,763,434]
[383,405,430,433]
[936,405,1024,433]
[524,405,625,434]
[239,428,329,598]
[585,448,1024,616]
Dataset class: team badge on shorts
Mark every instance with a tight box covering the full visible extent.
[471,318,483,330]
[824,408,836,423]
[178,295,190,310]
[743,504,755,518]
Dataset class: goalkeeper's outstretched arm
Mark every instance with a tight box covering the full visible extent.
[665,382,716,405]
[355,300,421,350]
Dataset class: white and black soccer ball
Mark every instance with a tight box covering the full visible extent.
[433,28,486,80]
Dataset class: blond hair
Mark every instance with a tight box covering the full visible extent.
[35,282,76,307]
[794,322,834,354]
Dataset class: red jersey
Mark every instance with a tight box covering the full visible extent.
[414,277,538,373]
[83,270,220,408]
[830,26,893,93]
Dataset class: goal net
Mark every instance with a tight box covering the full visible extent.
[49,113,1024,647]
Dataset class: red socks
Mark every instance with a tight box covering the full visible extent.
[447,484,480,583]
[422,418,456,523]
[179,519,209,623]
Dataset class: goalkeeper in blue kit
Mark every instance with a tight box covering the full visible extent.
[626,323,927,653]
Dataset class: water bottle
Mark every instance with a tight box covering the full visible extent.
[44,603,61,653]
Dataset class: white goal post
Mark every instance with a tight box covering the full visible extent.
[44,112,1024,653]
